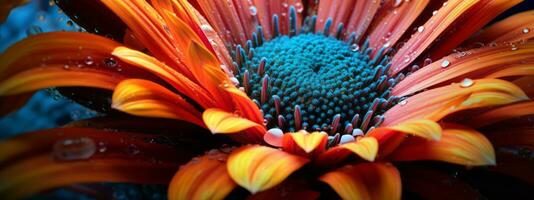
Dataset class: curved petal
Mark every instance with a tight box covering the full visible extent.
[227,145,309,194]
[468,101,534,128]
[467,10,534,44]
[202,109,263,134]
[384,79,528,126]
[112,46,217,108]
[317,137,378,166]
[168,150,236,200]
[319,163,401,200]
[389,0,521,75]
[0,32,158,96]
[282,131,328,155]
[393,41,534,96]
[0,127,191,200]
[112,79,204,127]
[391,124,496,166]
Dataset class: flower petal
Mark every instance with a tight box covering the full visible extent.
[227,145,309,194]
[168,151,236,200]
[468,101,534,128]
[467,10,534,44]
[393,41,534,96]
[317,137,379,165]
[384,79,528,126]
[368,0,430,50]
[319,163,401,200]
[0,32,157,96]
[202,109,262,134]
[0,127,190,200]
[112,46,217,108]
[112,79,204,127]
[485,127,534,147]
[391,124,496,166]
[282,131,328,155]
[389,0,521,75]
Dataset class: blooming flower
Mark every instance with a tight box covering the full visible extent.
[0,0,533,199]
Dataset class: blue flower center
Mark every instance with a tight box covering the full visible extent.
[236,33,397,134]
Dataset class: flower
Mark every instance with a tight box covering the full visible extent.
[0,0,533,199]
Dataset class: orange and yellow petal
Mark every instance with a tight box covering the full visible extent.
[319,163,401,200]
[391,124,496,166]
[282,130,328,156]
[393,41,534,96]
[317,137,378,166]
[468,101,534,128]
[202,108,263,134]
[227,145,309,194]
[112,79,204,127]
[168,151,236,200]
[384,79,528,126]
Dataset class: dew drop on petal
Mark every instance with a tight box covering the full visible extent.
[249,6,257,16]
[460,78,474,88]
[127,143,141,155]
[522,28,530,34]
[511,44,518,51]
[53,137,96,161]
[399,99,408,106]
[104,57,118,68]
[417,26,425,33]
[440,60,450,68]
[84,56,95,65]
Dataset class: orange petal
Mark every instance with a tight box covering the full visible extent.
[319,163,401,200]
[282,131,328,155]
[0,127,189,200]
[513,76,534,98]
[368,0,430,50]
[225,87,264,125]
[168,150,236,200]
[202,108,262,134]
[468,101,534,128]
[186,41,234,110]
[112,46,217,108]
[227,145,309,194]
[344,0,380,42]
[0,0,27,22]
[316,0,357,35]
[391,124,496,166]
[467,10,534,44]
[393,41,534,96]
[317,137,378,165]
[0,32,157,96]
[112,79,204,127]
[101,0,193,76]
[384,79,528,126]
[389,0,521,75]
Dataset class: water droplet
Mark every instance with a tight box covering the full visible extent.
[440,60,450,68]
[249,6,257,16]
[200,24,212,31]
[97,141,107,153]
[417,26,425,33]
[460,78,474,88]
[383,42,391,48]
[399,99,407,106]
[403,55,411,63]
[84,56,95,65]
[294,3,304,13]
[63,64,71,70]
[66,20,74,27]
[432,10,438,16]
[511,44,518,51]
[522,28,530,34]
[104,57,118,68]
[53,137,96,161]
[350,44,360,51]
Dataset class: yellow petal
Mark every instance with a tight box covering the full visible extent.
[202,108,262,134]
[282,131,328,154]
[227,145,309,193]
[391,124,496,166]
[168,151,236,200]
[320,163,401,200]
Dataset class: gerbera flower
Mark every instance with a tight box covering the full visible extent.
[0,0,533,199]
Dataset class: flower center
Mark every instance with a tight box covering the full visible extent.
[236,33,398,135]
